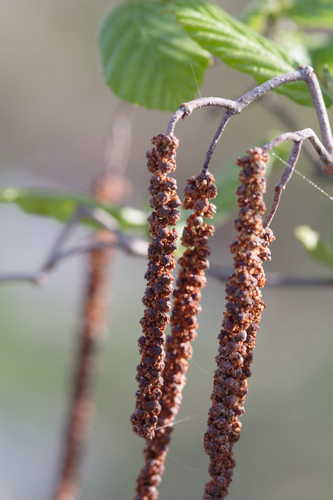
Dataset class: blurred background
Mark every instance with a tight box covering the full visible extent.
[1,1,333,499]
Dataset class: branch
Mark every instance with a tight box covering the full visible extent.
[0,233,147,285]
[260,94,325,177]
[207,266,333,287]
[166,66,333,177]
[52,105,134,500]
[264,140,302,227]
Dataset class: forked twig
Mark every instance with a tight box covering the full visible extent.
[166,65,333,228]
[0,212,147,285]
[260,94,324,177]
[166,66,333,174]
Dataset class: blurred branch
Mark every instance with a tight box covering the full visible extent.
[0,222,147,285]
[208,266,333,287]
[53,104,135,500]
[1,237,331,288]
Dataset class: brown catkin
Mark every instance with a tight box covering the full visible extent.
[131,134,181,440]
[203,148,275,500]
[134,172,217,500]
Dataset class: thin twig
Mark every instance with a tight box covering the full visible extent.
[0,228,147,285]
[264,140,302,227]
[166,66,333,178]
[207,266,333,287]
[41,209,82,273]
[201,110,233,175]
[260,93,324,177]
[0,238,331,288]
[262,127,333,171]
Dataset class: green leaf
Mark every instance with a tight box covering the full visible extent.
[311,39,333,74]
[98,1,211,111]
[284,0,333,29]
[240,0,284,32]
[295,225,333,269]
[0,188,147,231]
[171,0,330,107]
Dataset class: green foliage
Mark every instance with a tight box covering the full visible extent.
[171,0,319,107]
[99,1,211,111]
[98,0,333,111]
[240,0,284,32]
[284,0,333,29]
[322,65,333,96]
[295,225,333,269]
[0,188,147,231]
[244,0,333,30]
[311,39,333,74]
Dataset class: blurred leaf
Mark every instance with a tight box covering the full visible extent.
[322,65,333,98]
[311,39,333,74]
[171,0,330,107]
[99,1,211,111]
[276,29,311,66]
[295,225,333,269]
[0,188,147,230]
[240,0,284,32]
[284,0,333,29]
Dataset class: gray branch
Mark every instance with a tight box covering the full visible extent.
[264,140,302,227]
[166,65,333,177]
[0,206,148,285]
[260,94,324,177]
[207,266,333,287]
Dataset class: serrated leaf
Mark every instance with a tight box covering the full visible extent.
[99,1,211,111]
[0,188,147,231]
[171,0,331,107]
[295,225,333,269]
[285,0,333,29]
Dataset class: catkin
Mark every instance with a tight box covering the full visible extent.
[134,172,217,500]
[131,134,181,440]
[203,148,275,500]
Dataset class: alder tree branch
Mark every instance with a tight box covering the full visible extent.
[0,213,147,285]
[0,226,330,289]
[166,66,333,176]
[166,65,333,228]
[264,140,302,227]
[2,69,332,287]
[260,94,325,177]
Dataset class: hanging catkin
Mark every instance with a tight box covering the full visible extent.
[131,134,181,440]
[134,172,217,500]
[203,148,275,500]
